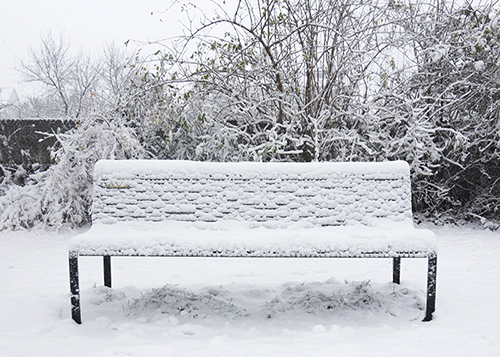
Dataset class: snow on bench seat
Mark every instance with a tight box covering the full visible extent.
[70,220,436,257]
[68,160,437,324]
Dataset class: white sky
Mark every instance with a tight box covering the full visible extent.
[0,0,190,97]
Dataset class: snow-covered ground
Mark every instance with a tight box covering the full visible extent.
[0,224,499,356]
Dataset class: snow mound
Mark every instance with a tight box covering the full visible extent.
[121,279,424,324]
[126,285,245,320]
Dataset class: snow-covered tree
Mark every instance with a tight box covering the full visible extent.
[0,113,144,230]
[155,0,400,162]
[387,1,500,219]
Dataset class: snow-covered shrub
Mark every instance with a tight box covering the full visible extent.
[123,279,424,322]
[0,113,144,230]
[126,285,244,320]
[391,3,500,221]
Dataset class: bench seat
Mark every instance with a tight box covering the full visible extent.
[70,220,436,258]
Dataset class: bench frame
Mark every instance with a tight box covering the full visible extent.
[69,251,437,324]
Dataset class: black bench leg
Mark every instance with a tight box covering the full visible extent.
[69,253,81,324]
[104,256,112,288]
[423,254,437,322]
[393,257,401,284]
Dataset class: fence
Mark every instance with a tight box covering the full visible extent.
[0,119,76,178]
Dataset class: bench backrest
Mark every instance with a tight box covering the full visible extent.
[92,160,413,227]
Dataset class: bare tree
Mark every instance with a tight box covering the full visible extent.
[101,43,136,106]
[18,33,107,118]
[19,33,73,117]
[71,53,102,118]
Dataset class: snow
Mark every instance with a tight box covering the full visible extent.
[474,60,485,71]
[1,224,499,356]
[428,44,449,62]
[94,159,411,178]
[70,220,436,257]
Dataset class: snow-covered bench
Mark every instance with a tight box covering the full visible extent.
[69,160,437,324]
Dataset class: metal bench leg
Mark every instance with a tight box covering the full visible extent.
[393,257,401,284]
[103,256,112,288]
[69,253,81,324]
[423,254,437,322]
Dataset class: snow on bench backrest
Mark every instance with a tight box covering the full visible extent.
[92,160,413,227]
